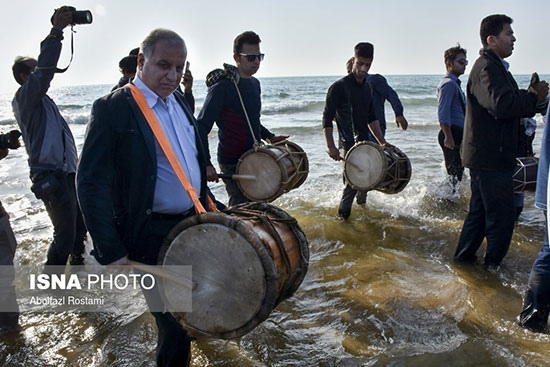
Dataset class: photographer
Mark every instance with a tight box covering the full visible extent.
[0,130,21,331]
[11,7,87,268]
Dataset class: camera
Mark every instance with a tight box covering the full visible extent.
[0,130,22,150]
[51,6,93,26]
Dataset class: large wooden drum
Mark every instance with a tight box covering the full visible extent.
[513,156,538,192]
[343,141,411,194]
[157,202,309,339]
[235,141,309,202]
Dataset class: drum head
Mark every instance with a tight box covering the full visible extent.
[159,217,279,338]
[344,142,386,191]
[237,149,284,201]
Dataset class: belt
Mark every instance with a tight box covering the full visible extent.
[151,207,196,222]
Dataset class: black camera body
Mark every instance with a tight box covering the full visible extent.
[0,130,21,150]
[51,6,93,26]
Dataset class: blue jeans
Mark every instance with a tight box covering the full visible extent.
[454,169,516,265]
[518,211,550,331]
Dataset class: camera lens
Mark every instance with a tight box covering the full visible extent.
[73,10,93,25]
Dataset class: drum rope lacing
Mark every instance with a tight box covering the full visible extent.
[227,207,295,278]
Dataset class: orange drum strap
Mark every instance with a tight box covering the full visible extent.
[126,84,217,214]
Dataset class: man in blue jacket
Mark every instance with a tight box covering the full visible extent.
[12,8,87,267]
[78,29,210,366]
[454,14,548,267]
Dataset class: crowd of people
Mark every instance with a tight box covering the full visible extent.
[1,7,550,366]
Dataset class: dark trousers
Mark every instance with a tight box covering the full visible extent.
[42,173,87,266]
[338,146,365,219]
[519,211,550,331]
[0,212,19,330]
[454,169,516,266]
[438,126,464,182]
[219,163,250,207]
[141,213,193,367]
[339,183,358,219]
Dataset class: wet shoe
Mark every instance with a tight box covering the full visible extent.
[338,209,351,220]
[517,311,548,333]
[356,191,367,205]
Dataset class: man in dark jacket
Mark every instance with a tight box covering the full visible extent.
[12,8,87,267]
[78,29,210,366]
[323,43,393,219]
[454,14,548,267]
[198,31,287,206]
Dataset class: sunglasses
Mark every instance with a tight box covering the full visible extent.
[239,53,265,62]
[452,58,468,66]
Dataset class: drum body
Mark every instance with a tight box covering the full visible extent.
[235,141,308,202]
[343,141,411,194]
[513,157,538,192]
[157,202,309,339]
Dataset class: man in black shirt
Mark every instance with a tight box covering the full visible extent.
[323,43,393,219]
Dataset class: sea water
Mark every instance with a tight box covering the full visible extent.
[0,75,548,366]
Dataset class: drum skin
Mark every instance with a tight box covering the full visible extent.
[513,157,538,192]
[344,141,411,194]
[236,141,309,202]
[157,202,309,339]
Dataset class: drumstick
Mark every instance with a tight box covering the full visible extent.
[339,155,363,171]
[217,173,257,180]
[128,260,195,290]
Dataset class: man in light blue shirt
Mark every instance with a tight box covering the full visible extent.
[78,29,212,367]
[437,44,467,185]
[131,76,201,214]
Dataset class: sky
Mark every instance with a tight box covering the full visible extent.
[0,0,549,93]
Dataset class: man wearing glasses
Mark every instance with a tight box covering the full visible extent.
[437,44,468,187]
[198,31,287,206]
[454,14,548,267]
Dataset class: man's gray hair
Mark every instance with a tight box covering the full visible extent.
[140,29,186,60]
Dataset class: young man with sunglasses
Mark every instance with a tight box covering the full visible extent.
[198,31,287,206]
[437,44,468,187]
[454,14,548,267]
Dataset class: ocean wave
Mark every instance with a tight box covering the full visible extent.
[58,104,93,110]
[64,113,90,125]
[262,101,325,115]
[0,118,17,126]
[400,97,438,106]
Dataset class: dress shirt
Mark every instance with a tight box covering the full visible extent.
[133,76,201,214]
[437,72,466,128]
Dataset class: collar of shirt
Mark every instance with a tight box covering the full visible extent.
[132,75,176,109]
[500,58,510,72]
[345,72,365,86]
[445,72,460,83]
